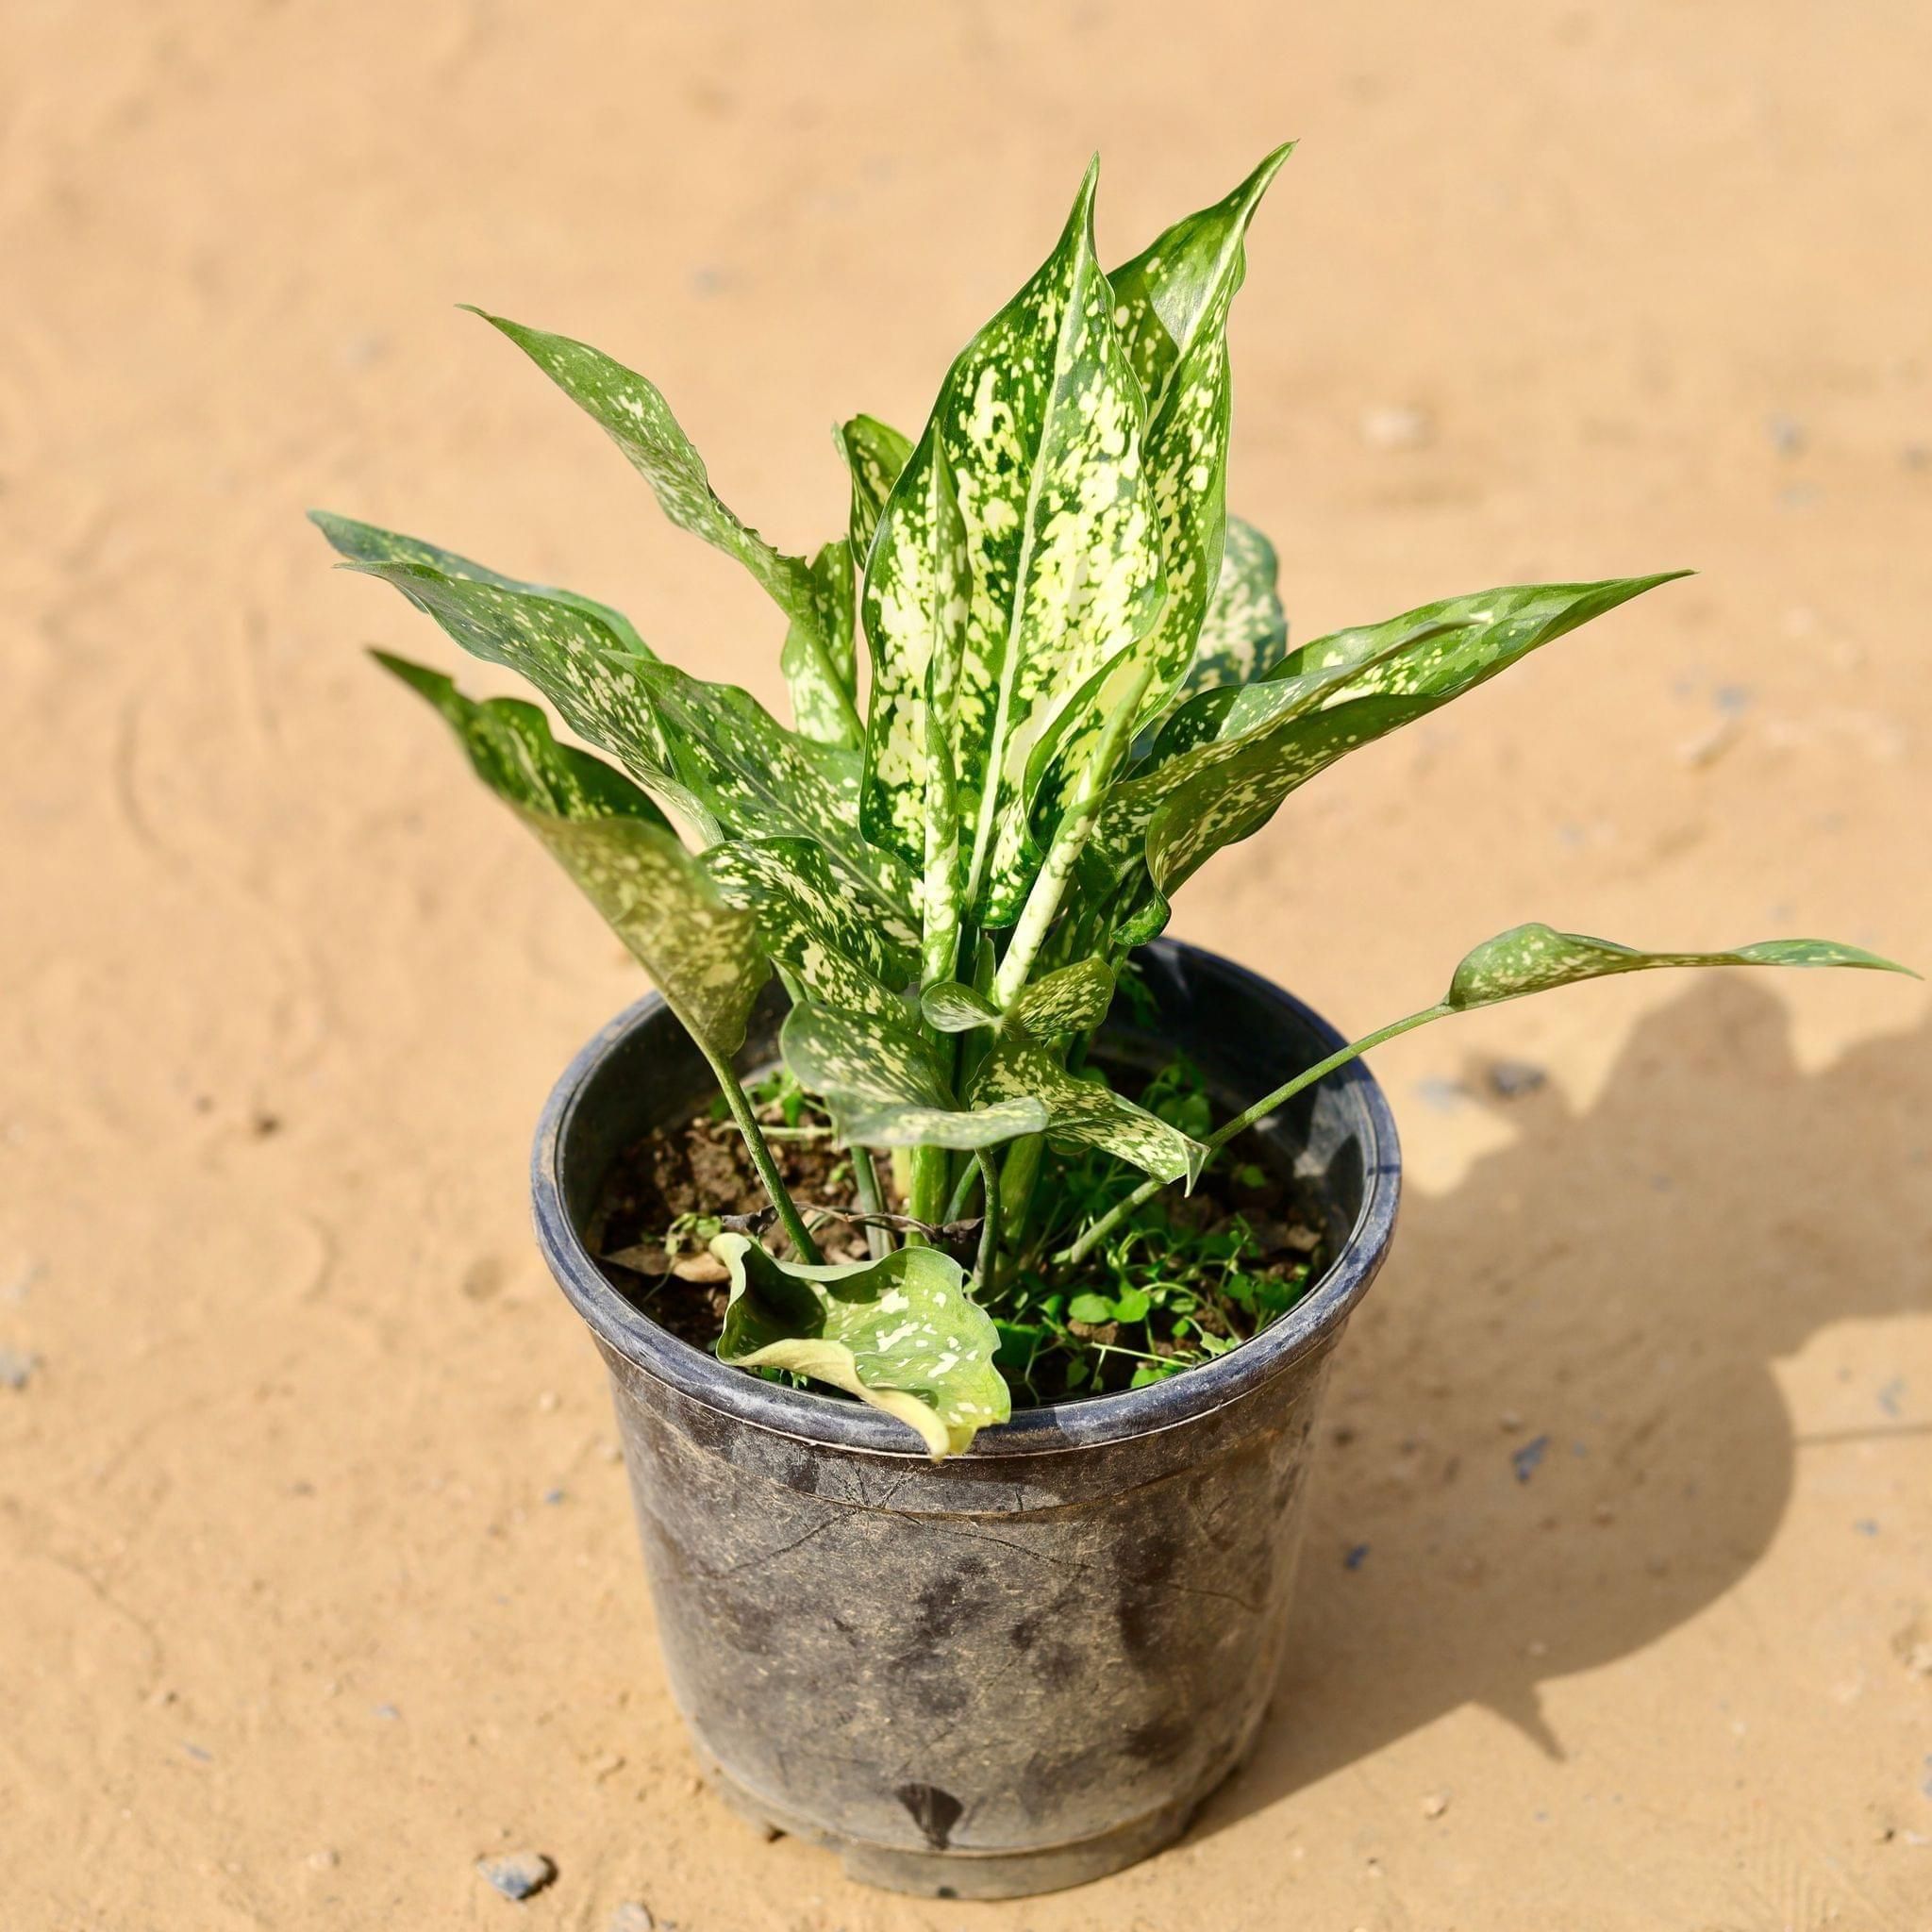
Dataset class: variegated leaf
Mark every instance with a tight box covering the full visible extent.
[311,511,686,802]
[1444,923,1916,1010]
[1024,150,1291,841]
[633,659,916,910]
[1125,574,1689,891]
[467,308,861,748]
[713,1235,1010,1457]
[920,980,1001,1033]
[781,1002,1047,1150]
[861,158,1166,928]
[1182,514,1290,695]
[703,836,919,1025]
[840,414,914,561]
[375,654,768,1053]
[971,1037,1206,1186]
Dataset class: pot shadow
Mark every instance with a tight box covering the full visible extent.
[1195,974,1929,1827]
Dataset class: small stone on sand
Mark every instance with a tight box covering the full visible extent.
[1422,1790,1450,1819]
[610,1904,655,1932]
[477,1852,556,1901]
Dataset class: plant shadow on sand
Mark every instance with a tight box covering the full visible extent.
[1192,974,1929,1826]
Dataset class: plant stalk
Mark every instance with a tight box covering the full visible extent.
[696,1038,824,1265]
[1058,1003,1448,1268]
[850,1145,894,1260]
[974,1148,1003,1296]
[992,657,1155,1008]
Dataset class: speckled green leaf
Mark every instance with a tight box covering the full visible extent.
[781,1003,1048,1151]
[634,660,915,910]
[1443,923,1916,1010]
[311,511,686,801]
[1012,958,1116,1035]
[971,1035,1205,1186]
[1182,515,1290,695]
[776,539,859,746]
[1128,574,1689,892]
[862,159,1166,928]
[714,1236,1010,1457]
[920,958,1115,1037]
[1104,147,1288,710]
[468,308,861,748]
[840,414,914,561]
[703,836,919,1024]
[920,980,1002,1033]
[375,654,767,1054]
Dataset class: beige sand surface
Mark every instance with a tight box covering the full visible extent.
[5,3,1930,1926]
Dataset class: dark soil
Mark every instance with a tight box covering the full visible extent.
[587,1084,1328,1409]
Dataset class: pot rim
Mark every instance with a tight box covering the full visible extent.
[532,940,1401,1459]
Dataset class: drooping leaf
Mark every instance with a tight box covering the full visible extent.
[840,414,914,561]
[781,1002,1047,1150]
[713,1235,1010,1457]
[1182,514,1290,696]
[1120,574,1690,892]
[1442,923,1917,1010]
[971,1035,1206,1186]
[375,654,768,1053]
[466,308,861,747]
[861,158,1166,927]
[312,511,687,803]
[704,836,919,1024]
[1025,146,1292,841]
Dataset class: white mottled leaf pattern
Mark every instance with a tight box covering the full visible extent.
[312,511,676,770]
[375,654,768,1054]
[861,159,1166,927]
[971,1033,1205,1186]
[1027,147,1291,840]
[703,836,919,1027]
[840,414,914,562]
[1445,923,1916,1010]
[714,1236,1010,1457]
[469,309,861,748]
[1124,574,1689,891]
[1182,515,1289,695]
[633,660,915,909]
[781,1003,1047,1150]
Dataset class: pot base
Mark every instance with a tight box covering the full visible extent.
[696,1743,1228,1900]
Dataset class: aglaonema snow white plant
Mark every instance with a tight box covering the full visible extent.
[317,147,1912,1457]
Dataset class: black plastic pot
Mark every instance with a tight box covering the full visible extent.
[532,940,1400,1900]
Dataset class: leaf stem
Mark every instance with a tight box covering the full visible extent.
[696,1039,824,1265]
[1058,1004,1447,1268]
[992,658,1155,1009]
[974,1148,1003,1297]
[944,1160,983,1224]
[850,1144,894,1259]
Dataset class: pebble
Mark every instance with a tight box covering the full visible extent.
[610,1905,655,1932]
[476,1852,558,1902]
[307,1848,340,1871]
[1343,1542,1371,1571]
[1360,404,1432,451]
[1421,1790,1450,1819]
[1512,1434,1552,1483]
[0,1346,39,1390]
[537,1391,559,1413]
[1767,413,1807,457]
[1486,1059,1547,1100]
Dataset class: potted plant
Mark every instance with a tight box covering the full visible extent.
[314,148,1910,1900]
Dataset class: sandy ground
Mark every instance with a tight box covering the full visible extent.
[5,2,1930,1926]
